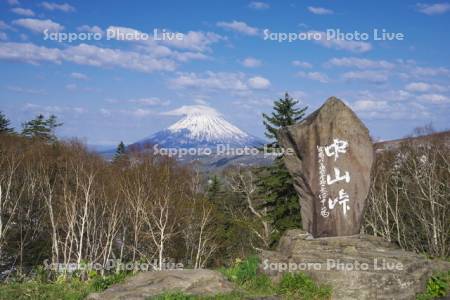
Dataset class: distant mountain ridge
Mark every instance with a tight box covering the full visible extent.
[374,130,450,152]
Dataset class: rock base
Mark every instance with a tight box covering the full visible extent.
[259,229,450,300]
[87,269,235,300]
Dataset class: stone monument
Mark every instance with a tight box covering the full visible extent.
[260,96,450,299]
[278,96,373,237]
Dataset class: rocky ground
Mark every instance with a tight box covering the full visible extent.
[86,269,235,299]
[259,229,450,300]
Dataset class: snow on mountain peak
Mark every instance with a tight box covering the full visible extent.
[134,105,265,149]
[162,105,248,142]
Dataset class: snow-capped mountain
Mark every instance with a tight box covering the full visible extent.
[133,105,265,149]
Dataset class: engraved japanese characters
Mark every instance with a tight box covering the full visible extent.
[278,97,374,237]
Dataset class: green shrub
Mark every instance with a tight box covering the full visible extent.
[220,256,273,294]
[89,271,129,291]
[221,256,259,284]
[277,272,332,300]
[149,291,257,300]
[0,270,130,300]
[0,281,91,300]
[417,271,450,300]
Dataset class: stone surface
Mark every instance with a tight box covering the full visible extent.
[86,269,235,300]
[260,229,450,300]
[278,96,374,237]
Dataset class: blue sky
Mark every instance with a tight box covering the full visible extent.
[0,0,449,145]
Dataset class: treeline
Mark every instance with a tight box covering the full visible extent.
[363,130,449,257]
[1,99,448,279]
[0,109,302,276]
[0,129,259,275]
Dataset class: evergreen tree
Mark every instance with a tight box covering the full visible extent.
[207,175,222,202]
[113,141,126,161]
[262,92,307,148]
[0,111,14,134]
[257,92,308,245]
[21,114,62,141]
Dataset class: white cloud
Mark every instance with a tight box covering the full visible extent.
[0,42,177,72]
[106,26,223,52]
[23,103,85,114]
[0,32,6,40]
[11,7,35,16]
[290,90,308,101]
[0,31,211,70]
[7,0,20,5]
[248,76,270,89]
[65,83,77,91]
[129,97,170,106]
[405,82,447,93]
[417,93,450,103]
[7,85,46,94]
[100,108,111,116]
[309,30,372,53]
[352,99,430,120]
[70,72,88,80]
[416,3,450,15]
[105,25,149,41]
[308,6,334,15]
[194,98,209,105]
[106,26,221,60]
[242,57,262,67]
[292,60,312,68]
[162,105,220,117]
[411,66,450,77]
[0,21,11,30]
[342,70,388,84]
[217,20,259,36]
[121,108,155,117]
[159,30,223,52]
[353,99,388,111]
[63,43,177,73]
[169,71,270,92]
[296,71,329,83]
[77,25,104,35]
[170,51,209,62]
[327,57,394,69]
[248,1,270,10]
[169,71,248,91]
[40,1,75,12]
[12,18,63,33]
[0,42,62,64]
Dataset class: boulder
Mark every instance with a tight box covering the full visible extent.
[278,96,373,237]
[260,229,450,300]
[86,269,235,300]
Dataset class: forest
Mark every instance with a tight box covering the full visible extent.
[0,97,448,298]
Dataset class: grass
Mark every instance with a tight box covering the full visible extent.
[416,270,450,300]
[219,256,274,296]
[0,257,333,300]
[276,272,332,299]
[0,271,129,300]
[149,256,332,299]
[150,291,253,300]
[0,279,92,300]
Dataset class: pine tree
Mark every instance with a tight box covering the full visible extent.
[21,114,62,141]
[257,92,308,245]
[0,111,14,134]
[262,92,307,148]
[207,175,222,202]
[113,141,126,159]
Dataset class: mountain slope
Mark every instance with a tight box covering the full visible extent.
[134,106,265,149]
